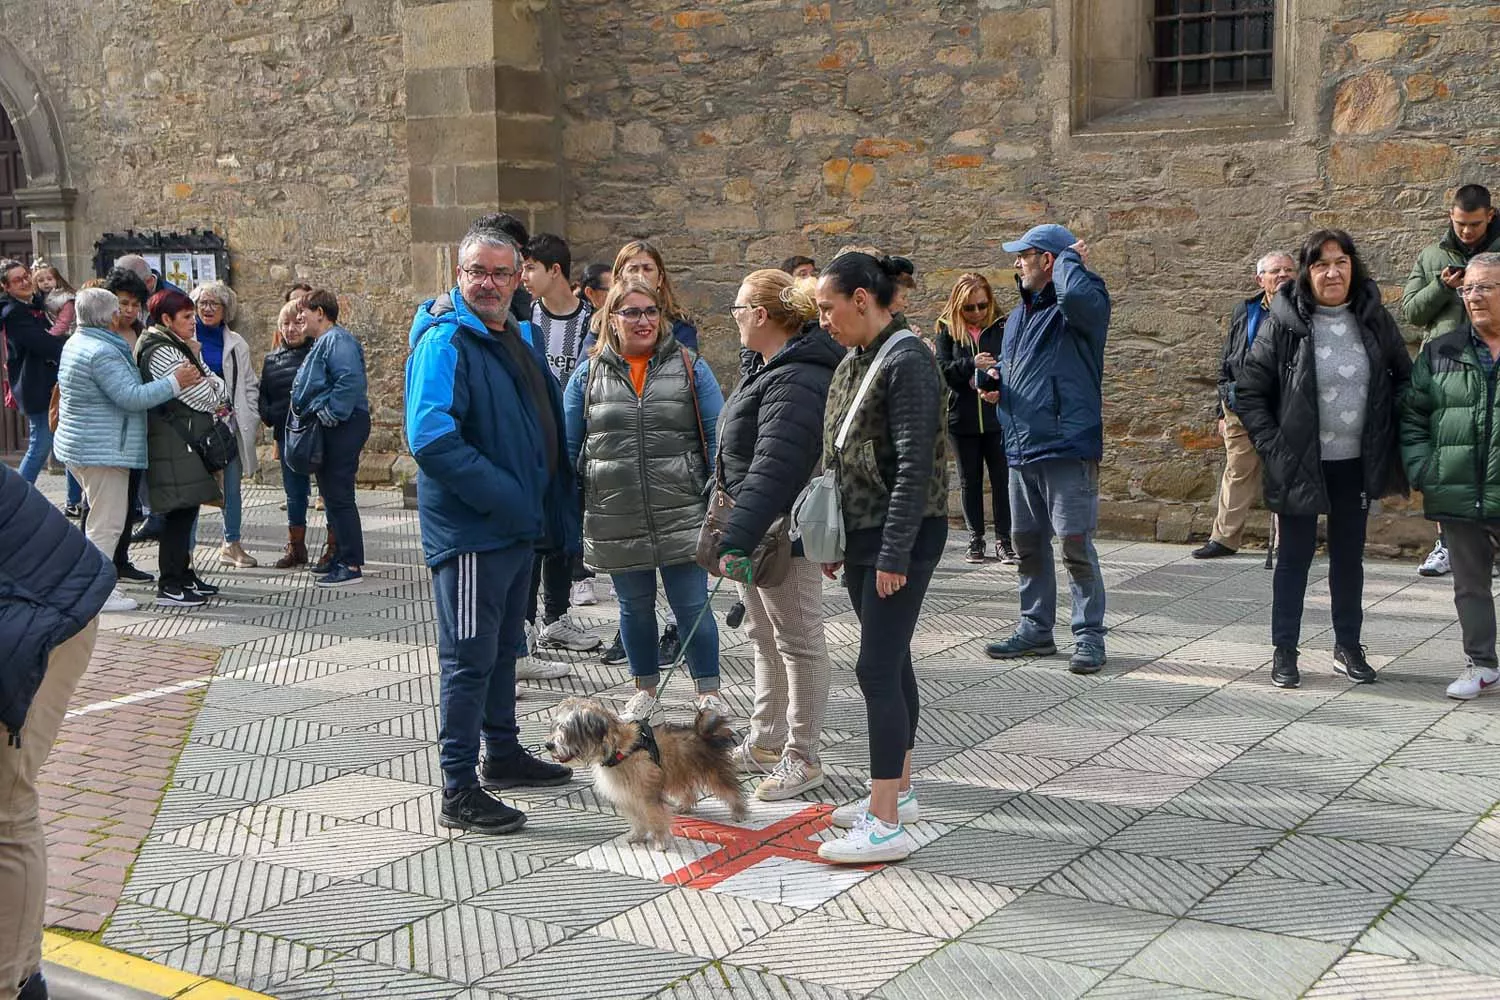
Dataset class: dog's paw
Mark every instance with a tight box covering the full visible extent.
[625,831,648,845]
[653,834,677,851]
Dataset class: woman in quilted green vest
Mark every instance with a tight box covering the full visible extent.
[564,280,725,723]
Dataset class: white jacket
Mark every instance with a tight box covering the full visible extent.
[222,328,261,478]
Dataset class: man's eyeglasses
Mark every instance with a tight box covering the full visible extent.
[614,307,661,323]
[459,266,517,286]
[1014,250,1048,263]
[1460,283,1500,300]
[960,302,992,314]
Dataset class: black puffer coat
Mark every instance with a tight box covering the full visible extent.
[0,464,114,743]
[257,342,312,435]
[717,326,845,557]
[934,318,1004,435]
[1237,280,1412,516]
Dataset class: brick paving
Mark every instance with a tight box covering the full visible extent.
[26,473,1500,998]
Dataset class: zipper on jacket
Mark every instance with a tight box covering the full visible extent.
[1483,358,1496,517]
[632,362,660,554]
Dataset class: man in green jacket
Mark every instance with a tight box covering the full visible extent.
[1402,184,1500,579]
[1400,252,1500,701]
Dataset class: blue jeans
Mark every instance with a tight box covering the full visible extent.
[435,544,534,791]
[18,412,51,484]
[66,470,82,506]
[1010,458,1107,644]
[277,431,311,527]
[223,457,244,542]
[611,562,719,692]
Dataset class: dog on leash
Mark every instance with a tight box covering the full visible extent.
[545,696,746,849]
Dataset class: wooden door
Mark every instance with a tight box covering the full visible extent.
[0,111,32,454]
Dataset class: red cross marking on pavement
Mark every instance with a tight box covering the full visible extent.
[661,802,882,888]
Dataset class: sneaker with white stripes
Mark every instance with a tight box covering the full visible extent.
[756,753,826,801]
[832,786,918,828]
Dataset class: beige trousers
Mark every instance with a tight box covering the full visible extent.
[68,466,130,562]
[737,557,832,763]
[0,618,97,992]
[1211,410,1262,550]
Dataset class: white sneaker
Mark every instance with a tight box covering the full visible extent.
[818,813,917,864]
[620,689,659,722]
[731,738,782,774]
[540,616,602,652]
[1420,541,1451,577]
[1447,663,1500,701]
[102,587,138,613]
[696,692,730,718]
[757,753,826,801]
[515,658,571,681]
[832,786,918,829]
[570,579,598,606]
[607,579,617,599]
[524,621,538,656]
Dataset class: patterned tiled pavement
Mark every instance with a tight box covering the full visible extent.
[32,476,1500,999]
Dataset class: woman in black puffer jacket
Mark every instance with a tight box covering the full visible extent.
[257,299,314,568]
[717,270,843,802]
[1237,229,1410,691]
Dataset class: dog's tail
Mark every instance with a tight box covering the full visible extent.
[693,707,738,752]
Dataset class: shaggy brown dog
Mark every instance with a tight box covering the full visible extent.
[545,696,746,849]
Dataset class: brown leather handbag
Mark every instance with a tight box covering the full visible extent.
[695,465,793,589]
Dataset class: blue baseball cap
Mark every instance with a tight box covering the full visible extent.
[1002,224,1078,256]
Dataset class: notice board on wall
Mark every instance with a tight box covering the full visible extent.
[92,230,230,290]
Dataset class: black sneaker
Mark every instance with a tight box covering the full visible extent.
[1334,645,1376,684]
[156,586,206,608]
[115,563,155,584]
[439,785,527,835]
[997,537,1019,565]
[965,539,987,564]
[1271,647,1300,688]
[658,624,681,665]
[1192,540,1237,559]
[601,630,628,665]
[18,971,46,1000]
[187,574,220,597]
[481,751,573,790]
[63,502,83,519]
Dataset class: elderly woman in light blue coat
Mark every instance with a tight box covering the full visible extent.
[55,287,200,612]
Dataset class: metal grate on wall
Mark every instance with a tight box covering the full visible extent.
[1151,0,1275,98]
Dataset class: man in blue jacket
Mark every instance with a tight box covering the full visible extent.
[405,224,579,835]
[984,224,1113,674]
[0,464,113,1000]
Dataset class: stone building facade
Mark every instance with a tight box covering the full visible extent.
[2,0,1496,546]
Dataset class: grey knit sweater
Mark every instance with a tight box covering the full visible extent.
[1311,302,1369,461]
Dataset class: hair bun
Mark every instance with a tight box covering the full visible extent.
[779,278,818,324]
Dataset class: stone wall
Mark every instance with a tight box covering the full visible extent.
[558,0,1500,548]
[1,0,411,463]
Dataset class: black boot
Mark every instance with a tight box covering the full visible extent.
[1334,645,1376,684]
[1271,647,1300,689]
[481,751,573,790]
[18,971,47,1000]
[440,786,527,835]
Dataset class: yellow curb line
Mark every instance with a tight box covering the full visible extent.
[42,932,274,999]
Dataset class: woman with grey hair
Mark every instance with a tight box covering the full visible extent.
[190,280,261,568]
[54,288,202,612]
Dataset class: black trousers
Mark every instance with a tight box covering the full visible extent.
[1272,458,1367,650]
[952,433,1011,542]
[315,410,371,567]
[846,558,938,780]
[527,550,573,625]
[157,506,200,591]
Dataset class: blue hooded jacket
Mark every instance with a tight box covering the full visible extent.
[1,464,114,744]
[405,289,581,568]
[996,249,1111,465]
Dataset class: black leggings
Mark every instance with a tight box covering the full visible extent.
[846,559,938,780]
[1273,458,1367,650]
[952,433,1010,541]
[527,550,573,625]
[157,506,200,591]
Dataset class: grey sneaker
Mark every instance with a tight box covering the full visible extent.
[986,632,1058,659]
[539,616,602,652]
[731,738,782,774]
[1069,641,1107,674]
[756,753,826,801]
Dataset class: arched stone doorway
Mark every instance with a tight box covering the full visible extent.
[0,114,31,262]
[0,37,75,276]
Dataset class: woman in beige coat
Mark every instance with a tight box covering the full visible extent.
[190,281,261,567]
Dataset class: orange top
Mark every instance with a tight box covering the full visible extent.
[627,355,649,396]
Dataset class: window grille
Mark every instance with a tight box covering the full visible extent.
[1151,0,1275,98]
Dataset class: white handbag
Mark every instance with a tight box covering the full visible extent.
[792,331,916,563]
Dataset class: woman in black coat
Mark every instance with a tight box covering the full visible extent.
[1237,229,1411,690]
[257,299,314,568]
[716,269,843,802]
[934,273,1013,564]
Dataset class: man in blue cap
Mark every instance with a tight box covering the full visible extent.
[981,224,1112,673]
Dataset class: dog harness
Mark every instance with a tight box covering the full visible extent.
[604,721,663,768]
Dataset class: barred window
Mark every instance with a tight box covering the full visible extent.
[1151,0,1276,98]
